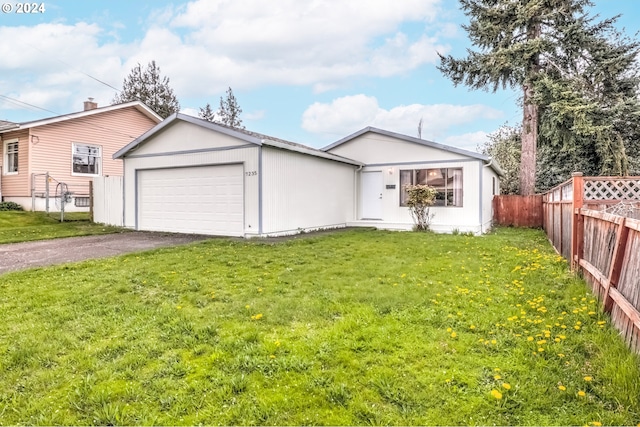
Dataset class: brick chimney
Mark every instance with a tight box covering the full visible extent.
[83,97,98,111]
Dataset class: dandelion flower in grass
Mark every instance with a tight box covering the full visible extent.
[469,325,476,330]
[451,332,457,338]
[578,390,586,397]
[491,389,503,399]
[494,374,502,380]
[558,385,566,391]
[527,336,534,342]
[574,325,581,330]
[502,383,511,390]
[589,422,602,427]
[584,376,593,382]
[447,327,452,333]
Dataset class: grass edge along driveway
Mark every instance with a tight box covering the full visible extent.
[0,228,639,425]
[0,211,124,244]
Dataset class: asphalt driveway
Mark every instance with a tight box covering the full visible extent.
[0,232,213,275]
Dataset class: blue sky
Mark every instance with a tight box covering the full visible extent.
[0,0,637,150]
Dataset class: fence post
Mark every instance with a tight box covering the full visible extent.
[571,172,584,271]
[89,180,94,223]
[603,217,629,313]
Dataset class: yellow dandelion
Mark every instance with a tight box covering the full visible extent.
[447,327,452,333]
[269,354,276,359]
[494,368,501,372]
[491,339,497,345]
[502,383,511,390]
[589,422,602,427]
[494,374,502,380]
[537,340,547,345]
[176,305,182,309]
[490,389,503,400]
[584,376,592,382]
[470,325,476,329]
[527,336,534,342]
[558,385,566,391]
[451,332,457,338]
[574,325,581,330]
[557,353,565,358]
[245,305,250,309]
[578,390,586,397]
[275,340,281,346]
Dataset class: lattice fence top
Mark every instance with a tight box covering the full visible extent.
[584,179,640,201]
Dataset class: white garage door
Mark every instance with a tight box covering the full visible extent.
[137,164,244,236]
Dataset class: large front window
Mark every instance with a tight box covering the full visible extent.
[400,168,463,207]
[72,143,101,175]
[4,139,18,174]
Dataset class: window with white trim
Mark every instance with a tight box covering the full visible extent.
[72,143,101,175]
[400,168,463,207]
[4,139,18,174]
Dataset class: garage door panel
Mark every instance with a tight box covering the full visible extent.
[138,165,244,236]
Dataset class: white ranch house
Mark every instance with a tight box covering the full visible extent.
[107,114,503,237]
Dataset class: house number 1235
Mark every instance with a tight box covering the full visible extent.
[245,171,257,176]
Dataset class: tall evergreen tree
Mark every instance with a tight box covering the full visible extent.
[113,61,180,119]
[439,0,639,194]
[198,103,216,122]
[217,87,244,129]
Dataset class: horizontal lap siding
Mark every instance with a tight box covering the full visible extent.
[0,129,31,197]
[30,108,157,196]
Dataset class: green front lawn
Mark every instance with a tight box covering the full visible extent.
[0,228,638,425]
[0,211,124,244]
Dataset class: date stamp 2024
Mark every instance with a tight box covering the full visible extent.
[1,2,46,14]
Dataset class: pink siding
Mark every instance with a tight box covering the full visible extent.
[0,129,31,197]
[28,107,157,197]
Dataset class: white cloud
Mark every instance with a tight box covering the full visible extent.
[244,110,266,121]
[301,94,502,146]
[443,131,490,152]
[0,0,453,118]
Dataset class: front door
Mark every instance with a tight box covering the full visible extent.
[361,171,383,219]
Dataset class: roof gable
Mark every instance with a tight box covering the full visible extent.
[0,101,162,134]
[323,126,503,176]
[114,113,362,166]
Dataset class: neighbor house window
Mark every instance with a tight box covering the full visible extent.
[4,139,18,174]
[72,143,101,175]
[400,168,463,207]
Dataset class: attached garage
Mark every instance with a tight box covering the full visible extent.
[114,113,361,237]
[137,165,244,236]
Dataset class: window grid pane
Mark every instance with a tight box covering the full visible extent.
[398,167,463,207]
[7,142,18,173]
[73,144,101,175]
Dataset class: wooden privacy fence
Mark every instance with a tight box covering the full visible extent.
[493,194,543,227]
[543,173,640,352]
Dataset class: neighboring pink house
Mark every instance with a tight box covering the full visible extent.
[0,100,161,211]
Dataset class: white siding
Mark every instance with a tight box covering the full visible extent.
[327,132,471,164]
[123,146,260,235]
[261,147,356,235]
[93,176,123,226]
[129,121,251,156]
[482,165,501,233]
[356,160,483,233]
